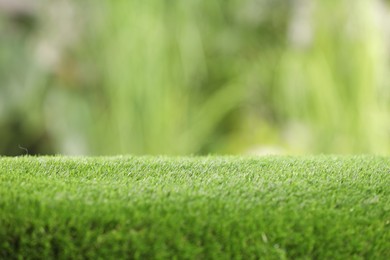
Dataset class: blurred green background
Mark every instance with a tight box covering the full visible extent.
[1,0,390,156]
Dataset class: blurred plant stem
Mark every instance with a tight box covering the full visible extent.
[279,0,390,153]
[89,1,248,155]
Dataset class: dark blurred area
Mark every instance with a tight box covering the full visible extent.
[1,0,390,156]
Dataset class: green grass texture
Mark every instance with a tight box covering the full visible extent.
[1,156,389,259]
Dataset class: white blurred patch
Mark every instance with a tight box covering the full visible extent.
[288,0,313,49]
[0,0,38,16]
[34,0,80,70]
[35,40,61,69]
[61,134,88,156]
[246,146,285,156]
[283,121,313,153]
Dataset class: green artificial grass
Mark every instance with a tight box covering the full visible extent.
[0,156,389,259]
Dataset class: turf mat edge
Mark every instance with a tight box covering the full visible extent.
[0,156,389,259]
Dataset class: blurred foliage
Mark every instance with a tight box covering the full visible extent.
[1,0,390,155]
[278,0,390,154]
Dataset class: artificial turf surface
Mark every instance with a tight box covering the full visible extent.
[0,156,389,259]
